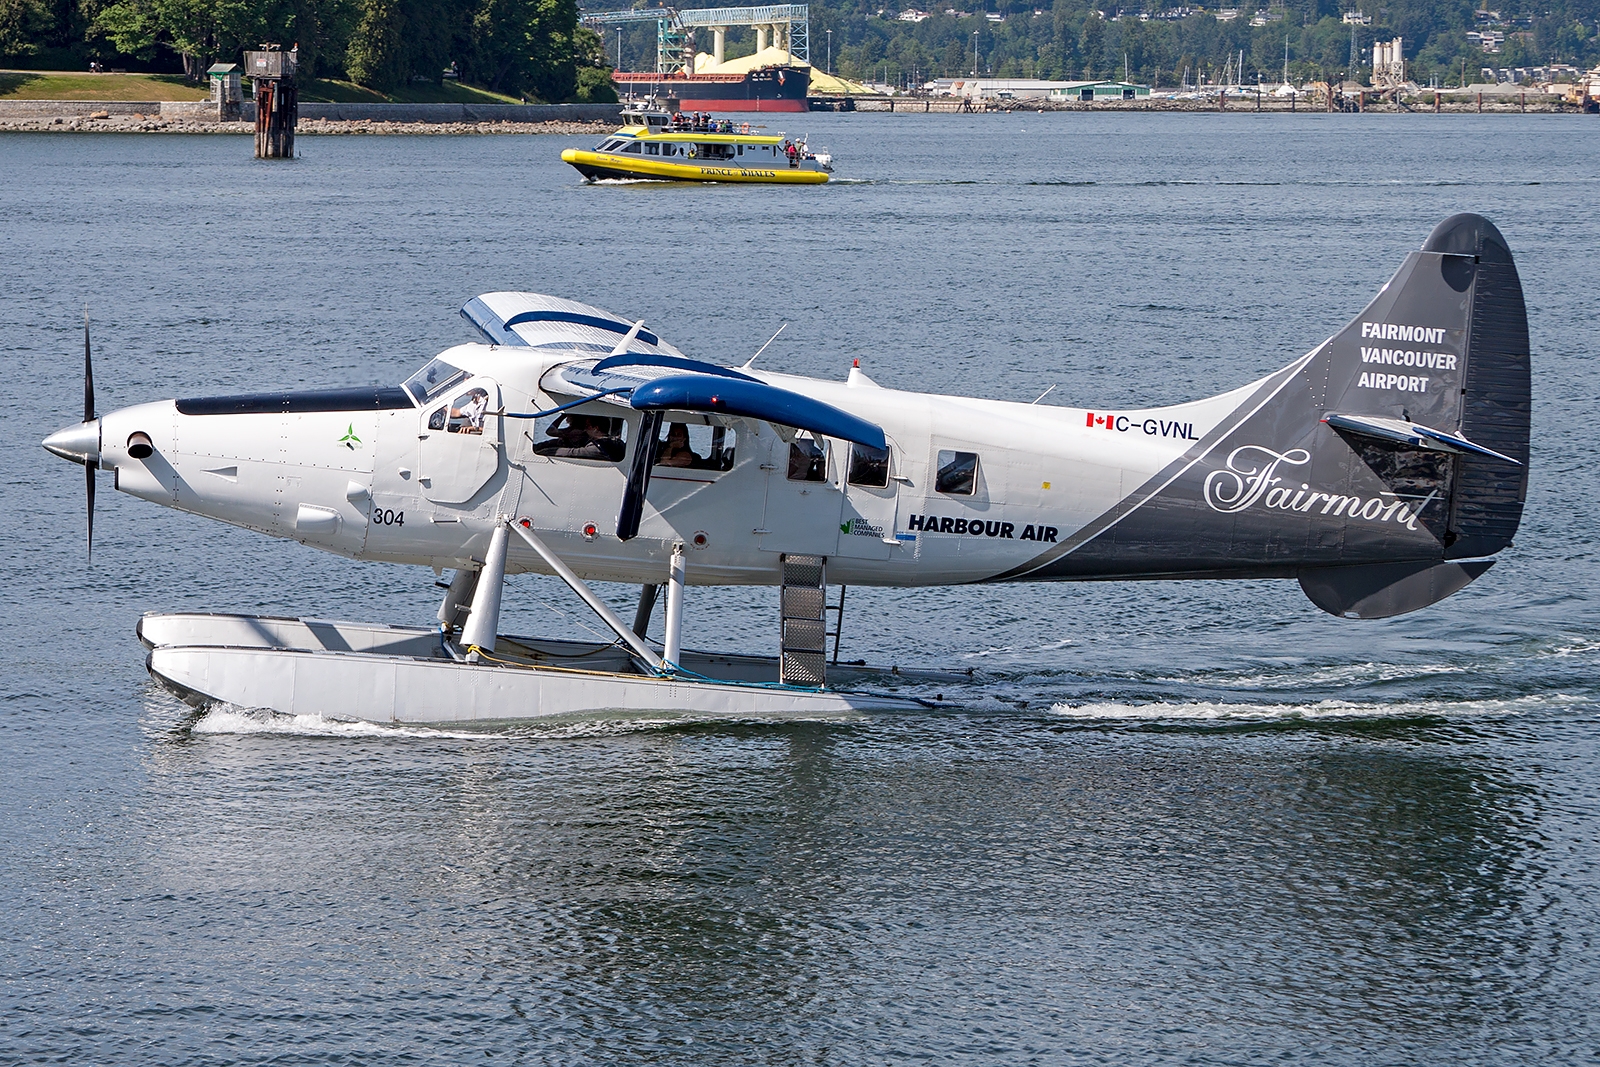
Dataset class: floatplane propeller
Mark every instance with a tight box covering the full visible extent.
[42,310,103,561]
[41,214,1532,726]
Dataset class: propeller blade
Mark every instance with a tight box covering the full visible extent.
[86,461,95,564]
[84,309,96,562]
[84,308,95,422]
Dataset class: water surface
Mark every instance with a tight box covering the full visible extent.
[2,114,1598,1064]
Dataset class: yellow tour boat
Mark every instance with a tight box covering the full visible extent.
[562,107,833,184]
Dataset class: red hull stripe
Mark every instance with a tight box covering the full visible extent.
[624,97,807,113]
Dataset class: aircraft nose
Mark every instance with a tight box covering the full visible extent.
[43,418,101,465]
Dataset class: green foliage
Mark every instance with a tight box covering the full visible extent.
[825,0,1600,88]
[575,62,616,101]
[0,0,54,57]
[7,0,603,99]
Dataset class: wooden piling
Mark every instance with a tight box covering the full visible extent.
[1434,90,1440,112]
[1477,91,1482,113]
[247,45,298,160]
[254,79,297,158]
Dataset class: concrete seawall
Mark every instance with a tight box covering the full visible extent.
[0,99,624,123]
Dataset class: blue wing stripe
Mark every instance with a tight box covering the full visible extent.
[503,310,662,347]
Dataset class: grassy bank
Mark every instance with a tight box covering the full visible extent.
[0,71,204,100]
[0,70,526,104]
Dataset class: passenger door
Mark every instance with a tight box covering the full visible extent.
[759,429,844,556]
[418,378,502,505]
[833,440,900,561]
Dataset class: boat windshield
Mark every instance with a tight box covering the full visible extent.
[403,357,468,405]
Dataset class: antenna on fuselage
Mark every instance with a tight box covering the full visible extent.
[741,323,787,369]
[1030,384,1057,404]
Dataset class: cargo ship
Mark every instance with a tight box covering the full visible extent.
[612,65,810,113]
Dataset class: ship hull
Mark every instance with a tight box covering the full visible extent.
[561,148,829,184]
[613,67,811,113]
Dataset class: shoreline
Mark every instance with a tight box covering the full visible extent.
[0,95,1584,133]
[0,115,618,134]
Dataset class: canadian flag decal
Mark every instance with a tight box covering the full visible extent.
[1085,412,1115,429]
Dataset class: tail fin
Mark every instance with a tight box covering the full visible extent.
[1292,213,1530,615]
[1025,214,1531,619]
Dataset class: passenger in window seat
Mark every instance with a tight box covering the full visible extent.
[655,423,702,468]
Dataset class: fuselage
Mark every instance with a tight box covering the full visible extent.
[48,213,1533,624]
[82,342,1243,587]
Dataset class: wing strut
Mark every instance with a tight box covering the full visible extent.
[616,410,662,541]
[507,519,666,673]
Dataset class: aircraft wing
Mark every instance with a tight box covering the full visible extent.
[539,357,885,450]
[461,292,688,358]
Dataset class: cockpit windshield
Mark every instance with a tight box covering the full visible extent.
[403,358,468,405]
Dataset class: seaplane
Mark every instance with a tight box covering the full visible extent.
[43,213,1530,725]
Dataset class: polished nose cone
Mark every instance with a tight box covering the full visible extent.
[43,418,101,465]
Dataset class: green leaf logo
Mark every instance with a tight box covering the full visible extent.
[338,423,361,449]
[840,521,852,534]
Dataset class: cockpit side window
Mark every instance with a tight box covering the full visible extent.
[935,450,978,495]
[847,443,890,488]
[446,388,490,434]
[404,358,468,405]
[787,432,828,482]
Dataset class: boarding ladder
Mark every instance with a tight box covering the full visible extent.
[779,554,827,686]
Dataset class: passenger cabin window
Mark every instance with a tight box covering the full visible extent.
[935,450,978,495]
[848,443,890,488]
[531,413,627,462]
[622,141,642,153]
[652,420,738,472]
[787,432,828,482]
[646,143,659,155]
[431,388,491,435]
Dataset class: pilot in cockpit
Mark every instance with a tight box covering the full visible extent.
[449,388,489,434]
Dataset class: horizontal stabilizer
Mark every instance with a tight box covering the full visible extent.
[630,374,887,450]
[1298,559,1496,619]
[1322,412,1520,464]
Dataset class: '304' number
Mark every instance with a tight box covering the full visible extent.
[373,508,404,527]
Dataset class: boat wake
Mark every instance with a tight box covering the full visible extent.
[189,704,491,740]
[1046,691,1577,722]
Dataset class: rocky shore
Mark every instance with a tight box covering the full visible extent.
[1,112,616,134]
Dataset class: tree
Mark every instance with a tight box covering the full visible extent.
[345,0,406,89]
[0,0,52,58]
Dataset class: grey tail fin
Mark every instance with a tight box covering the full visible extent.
[1296,213,1530,617]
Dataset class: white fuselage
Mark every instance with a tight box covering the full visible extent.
[90,342,1257,588]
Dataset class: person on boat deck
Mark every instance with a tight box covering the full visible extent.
[655,423,701,468]
[785,141,798,165]
[449,388,489,434]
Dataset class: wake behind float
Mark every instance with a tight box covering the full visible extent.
[561,106,832,184]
